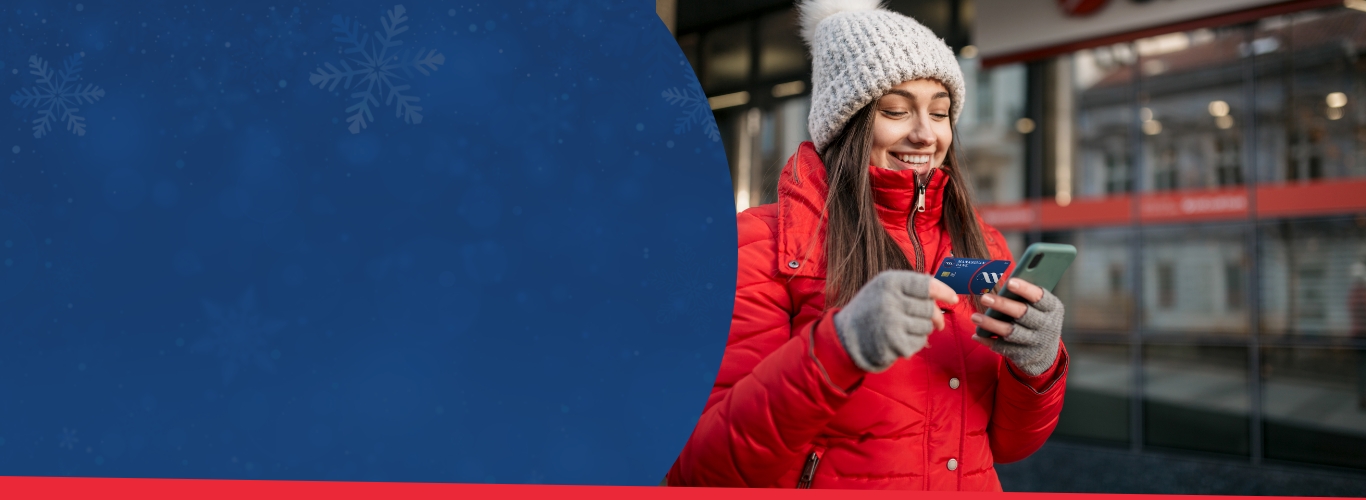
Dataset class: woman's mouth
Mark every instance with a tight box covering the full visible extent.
[890,153,932,170]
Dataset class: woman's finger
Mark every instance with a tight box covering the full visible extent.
[931,307,945,331]
[1006,278,1045,304]
[971,312,1014,337]
[928,278,960,305]
[980,293,1028,320]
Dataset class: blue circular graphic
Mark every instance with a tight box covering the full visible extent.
[0,0,732,487]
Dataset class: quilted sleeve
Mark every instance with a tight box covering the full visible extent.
[666,209,865,487]
[988,344,1068,463]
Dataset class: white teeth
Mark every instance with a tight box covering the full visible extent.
[899,154,930,164]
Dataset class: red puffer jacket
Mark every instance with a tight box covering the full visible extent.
[667,142,1068,490]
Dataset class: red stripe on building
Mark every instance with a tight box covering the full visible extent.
[980,203,1036,231]
[1041,196,1132,229]
[976,178,1366,231]
[1256,178,1366,218]
[1138,188,1248,224]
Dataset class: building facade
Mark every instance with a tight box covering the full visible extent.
[671,0,1366,489]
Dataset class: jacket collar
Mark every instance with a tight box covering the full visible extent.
[776,142,948,278]
[868,160,947,235]
[776,142,830,278]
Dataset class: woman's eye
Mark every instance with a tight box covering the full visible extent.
[882,110,908,117]
[931,113,949,119]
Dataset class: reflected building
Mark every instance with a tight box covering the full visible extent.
[668,0,1366,491]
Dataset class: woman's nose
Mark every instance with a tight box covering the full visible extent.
[907,116,936,147]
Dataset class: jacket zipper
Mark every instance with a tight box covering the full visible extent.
[796,449,823,489]
[908,169,934,271]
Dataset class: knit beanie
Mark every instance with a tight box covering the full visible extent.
[799,0,966,152]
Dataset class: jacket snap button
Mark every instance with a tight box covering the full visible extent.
[949,378,960,390]
[947,458,958,471]
[787,260,800,269]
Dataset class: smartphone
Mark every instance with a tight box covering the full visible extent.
[977,242,1077,338]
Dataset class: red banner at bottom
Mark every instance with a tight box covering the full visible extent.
[0,476,1343,500]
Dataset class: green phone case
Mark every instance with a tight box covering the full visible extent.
[978,242,1077,337]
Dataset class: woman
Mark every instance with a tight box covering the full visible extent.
[665,0,1068,490]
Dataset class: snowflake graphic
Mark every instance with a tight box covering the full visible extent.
[192,288,287,385]
[9,53,106,138]
[309,4,445,134]
[662,84,720,142]
[58,428,78,449]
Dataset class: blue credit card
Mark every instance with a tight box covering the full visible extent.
[933,257,1012,295]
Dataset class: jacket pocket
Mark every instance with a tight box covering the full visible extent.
[795,447,824,489]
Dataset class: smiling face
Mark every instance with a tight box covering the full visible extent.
[869,79,953,176]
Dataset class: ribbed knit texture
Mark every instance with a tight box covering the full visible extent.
[798,0,965,152]
[977,289,1065,377]
[833,270,937,374]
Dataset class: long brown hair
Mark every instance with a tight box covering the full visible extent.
[821,99,991,308]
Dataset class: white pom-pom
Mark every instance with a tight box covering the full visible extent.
[798,0,884,47]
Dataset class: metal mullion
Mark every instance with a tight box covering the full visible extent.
[1259,335,1366,350]
[749,16,761,93]
[750,16,761,210]
[694,29,707,93]
[1128,42,1146,455]
[1062,331,1132,345]
[1242,21,1264,465]
[1026,61,1046,246]
[1139,333,1265,348]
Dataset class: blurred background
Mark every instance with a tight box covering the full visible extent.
[657,0,1366,494]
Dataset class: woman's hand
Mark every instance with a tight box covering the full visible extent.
[971,278,1065,377]
[833,270,959,373]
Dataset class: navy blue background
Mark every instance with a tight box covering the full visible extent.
[0,0,734,485]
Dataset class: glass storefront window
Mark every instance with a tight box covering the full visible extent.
[701,22,750,93]
[1069,43,1137,200]
[1047,228,1132,333]
[721,96,812,212]
[754,97,812,206]
[1055,342,1132,445]
[714,106,745,209]
[1143,344,1251,456]
[758,9,806,80]
[997,230,1026,261]
[1142,224,1249,336]
[677,32,700,77]
[1136,28,1249,192]
[1259,217,1366,338]
[1262,347,1366,469]
[1256,8,1366,184]
[959,59,1027,205]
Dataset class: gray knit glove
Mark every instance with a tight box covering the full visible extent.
[833,270,937,373]
[977,289,1064,377]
